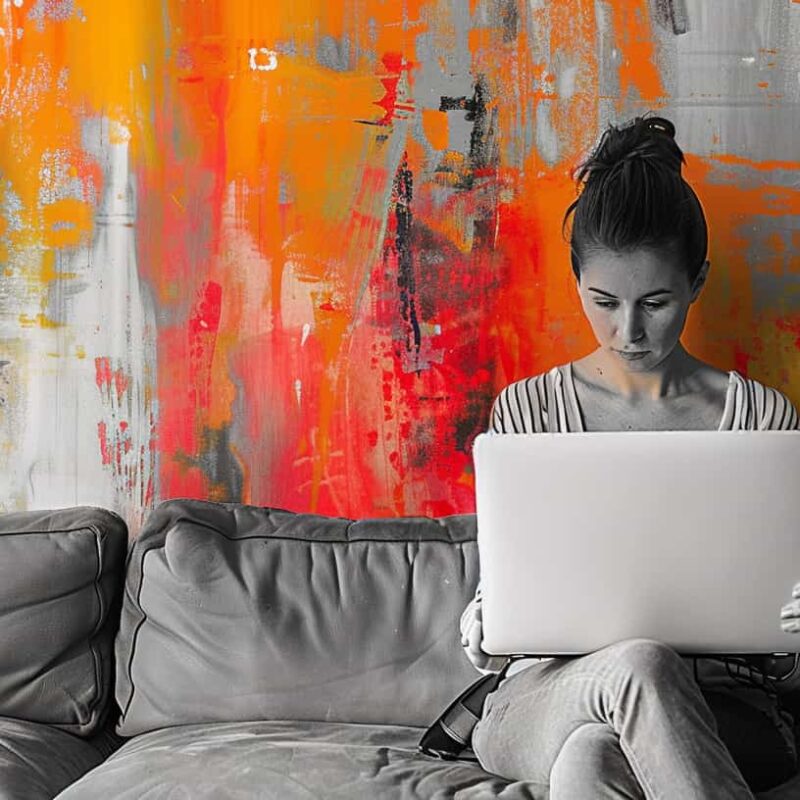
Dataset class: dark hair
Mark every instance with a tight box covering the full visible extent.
[562,115,708,285]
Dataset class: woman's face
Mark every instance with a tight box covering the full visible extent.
[575,247,707,371]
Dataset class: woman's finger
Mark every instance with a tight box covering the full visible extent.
[468,620,483,655]
[781,620,800,634]
[780,599,800,619]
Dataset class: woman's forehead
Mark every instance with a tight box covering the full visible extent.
[578,247,689,290]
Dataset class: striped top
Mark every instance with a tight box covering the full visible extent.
[461,363,800,677]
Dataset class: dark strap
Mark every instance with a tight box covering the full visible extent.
[419,658,515,760]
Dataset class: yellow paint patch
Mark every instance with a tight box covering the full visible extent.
[42,198,93,248]
[19,312,62,328]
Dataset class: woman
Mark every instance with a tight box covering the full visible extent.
[462,115,800,799]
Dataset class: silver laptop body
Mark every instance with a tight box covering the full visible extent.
[473,430,800,656]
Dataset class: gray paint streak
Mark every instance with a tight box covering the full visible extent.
[317,35,352,73]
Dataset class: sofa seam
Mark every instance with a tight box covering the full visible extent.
[137,516,475,546]
[119,544,152,723]
[84,526,106,726]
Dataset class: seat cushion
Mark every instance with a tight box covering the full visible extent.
[0,508,128,736]
[55,720,540,799]
[0,717,105,800]
[115,500,482,736]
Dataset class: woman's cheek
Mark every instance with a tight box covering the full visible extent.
[588,311,614,345]
[662,310,688,344]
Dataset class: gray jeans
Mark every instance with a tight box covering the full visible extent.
[471,638,795,799]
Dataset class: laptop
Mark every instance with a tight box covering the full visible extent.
[473,430,800,657]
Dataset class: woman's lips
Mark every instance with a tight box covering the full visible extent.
[616,350,649,360]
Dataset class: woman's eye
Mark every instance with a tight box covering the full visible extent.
[593,300,665,310]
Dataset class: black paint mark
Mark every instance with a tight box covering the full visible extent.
[389,154,421,359]
[0,361,8,408]
[652,0,689,35]
[439,75,499,190]
[181,424,244,502]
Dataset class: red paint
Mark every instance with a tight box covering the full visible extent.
[776,318,800,349]
[95,357,112,391]
[94,356,130,402]
[97,421,111,466]
[374,52,414,126]
[157,280,223,500]
[733,344,751,378]
[188,280,222,410]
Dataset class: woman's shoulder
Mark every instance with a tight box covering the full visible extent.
[731,372,800,431]
[488,365,566,433]
[494,366,562,396]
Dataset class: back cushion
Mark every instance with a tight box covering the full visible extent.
[0,507,127,736]
[115,500,480,736]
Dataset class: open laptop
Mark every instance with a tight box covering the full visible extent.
[473,430,800,657]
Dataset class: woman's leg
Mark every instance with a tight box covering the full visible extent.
[471,638,755,800]
[549,723,643,799]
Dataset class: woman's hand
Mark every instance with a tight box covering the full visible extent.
[779,582,800,633]
[462,600,488,663]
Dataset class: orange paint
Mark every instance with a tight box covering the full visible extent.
[605,0,666,105]
[708,153,800,172]
[42,198,93,249]
[2,0,798,521]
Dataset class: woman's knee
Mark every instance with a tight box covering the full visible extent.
[550,723,643,799]
[601,638,687,683]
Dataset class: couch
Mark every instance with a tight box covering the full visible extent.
[4,500,800,799]
[0,499,554,799]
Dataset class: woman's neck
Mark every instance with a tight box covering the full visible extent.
[577,344,702,402]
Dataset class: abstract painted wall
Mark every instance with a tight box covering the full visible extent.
[1,0,798,530]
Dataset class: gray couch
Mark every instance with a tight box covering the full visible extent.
[0,499,547,799]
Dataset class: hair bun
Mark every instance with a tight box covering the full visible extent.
[576,115,684,182]
[642,117,675,138]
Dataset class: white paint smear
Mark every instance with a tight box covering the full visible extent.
[15,118,156,533]
[248,48,278,72]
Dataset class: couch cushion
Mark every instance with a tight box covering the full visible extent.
[0,716,105,800]
[0,507,127,736]
[115,499,482,736]
[54,720,540,799]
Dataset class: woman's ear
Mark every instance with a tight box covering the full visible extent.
[689,260,710,303]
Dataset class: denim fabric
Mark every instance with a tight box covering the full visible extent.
[472,639,765,800]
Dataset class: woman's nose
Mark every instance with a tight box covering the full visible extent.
[620,308,645,344]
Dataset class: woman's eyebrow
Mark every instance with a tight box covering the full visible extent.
[587,287,672,298]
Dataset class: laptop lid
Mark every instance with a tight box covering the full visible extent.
[473,430,800,656]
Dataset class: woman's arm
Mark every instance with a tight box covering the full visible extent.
[460,383,538,673]
[460,581,509,674]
